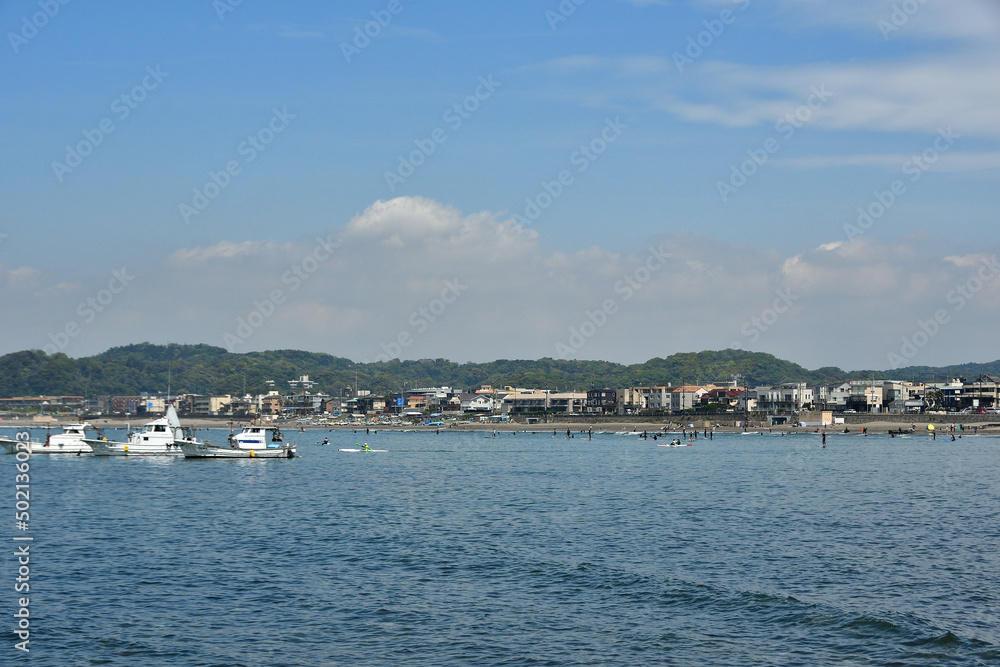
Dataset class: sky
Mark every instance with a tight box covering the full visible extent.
[1,0,999,371]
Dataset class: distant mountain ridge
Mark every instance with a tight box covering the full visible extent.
[0,343,997,398]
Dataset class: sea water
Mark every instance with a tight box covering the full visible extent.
[2,427,998,665]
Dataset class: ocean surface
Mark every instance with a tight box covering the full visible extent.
[3,426,999,666]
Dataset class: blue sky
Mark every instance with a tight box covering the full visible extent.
[2,0,999,371]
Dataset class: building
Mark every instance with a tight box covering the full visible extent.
[287,375,317,390]
[639,386,674,411]
[669,385,709,411]
[110,395,143,415]
[405,395,428,412]
[585,388,617,414]
[460,393,496,412]
[282,390,331,416]
[227,395,259,417]
[501,389,586,415]
[963,374,1000,409]
[814,382,851,411]
[700,387,745,411]
[407,387,456,411]
[191,395,232,416]
[846,381,884,413]
[546,392,587,414]
[261,392,282,416]
[501,389,548,414]
[753,383,813,412]
[0,395,85,412]
[355,394,386,416]
[617,387,648,414]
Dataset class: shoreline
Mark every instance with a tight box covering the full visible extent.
[4,416,997,434]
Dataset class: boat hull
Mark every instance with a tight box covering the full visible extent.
[84,439,184,456]
[180,441,296,458]
[0,438,40,454]
[0,436,93,455]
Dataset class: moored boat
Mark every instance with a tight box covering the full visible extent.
[84,406,184,456]
[179,424,295,458]
[0,422,95,454]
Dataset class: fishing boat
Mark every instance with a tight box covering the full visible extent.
[1,422,95,454]
[179,424,295,458]
[0,435,39,454]
[85,406,184,456]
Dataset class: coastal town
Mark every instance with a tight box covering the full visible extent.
[4,373,999,425]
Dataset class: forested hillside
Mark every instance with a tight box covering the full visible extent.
[0,343,996,397]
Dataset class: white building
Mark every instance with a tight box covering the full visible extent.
[669,386,708,411]
[753,383,813,412]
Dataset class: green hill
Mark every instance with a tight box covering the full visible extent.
[0,343,996,398]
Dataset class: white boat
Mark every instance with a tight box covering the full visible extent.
[179,424,296,459]
[0,422,96,454]
[85,406,184,456]
[0,436,40,454]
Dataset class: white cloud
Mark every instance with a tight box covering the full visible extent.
[5,198,998,370]
[0,265,43,289]
[168,240,284,264]
[532,0,1000,141]
[647,55,1000,138]
[773,0,1000,41]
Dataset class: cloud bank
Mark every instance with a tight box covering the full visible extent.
[4,196,998,371]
